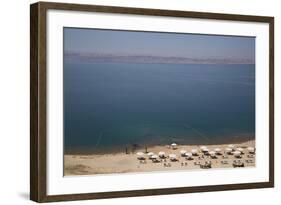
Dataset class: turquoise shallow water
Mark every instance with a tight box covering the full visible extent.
[64,62,255,154]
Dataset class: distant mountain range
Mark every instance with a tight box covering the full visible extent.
[65,52,255,65]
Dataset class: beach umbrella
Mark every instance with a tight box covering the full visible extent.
[209,151,216,158]
[169,154,177,158]
[202,148,209,154]
[151,155,159,162]
[233,151,241,158]
[247,147,255,154]
[236,147,244,153]
[185,152,192,157]
[225,148,232,154]
[169,154,177,161]
[180,150,187,156]
[214,148,221,154]
[200,146,207,151]
[228,144,235,150]
[191,149,198,155]
[158,151,165,158]
[136,152,145,160]
[147,152,154,159]
[185,152,193,159]
[171,143,177,149]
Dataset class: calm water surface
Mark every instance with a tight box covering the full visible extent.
[64,62,255,153]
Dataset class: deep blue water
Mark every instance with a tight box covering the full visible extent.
[64,62,255,153]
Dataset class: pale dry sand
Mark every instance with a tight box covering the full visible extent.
[64,140,255,176]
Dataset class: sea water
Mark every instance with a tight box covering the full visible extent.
[64,62,255,153]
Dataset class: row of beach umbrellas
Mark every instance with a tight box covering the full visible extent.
[170,143,254,154]
[200,145,255,153]
[136,151,177,160]
[137,143,255,160]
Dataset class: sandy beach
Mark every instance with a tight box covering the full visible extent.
[64,140,255,176]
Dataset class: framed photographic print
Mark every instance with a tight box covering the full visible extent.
[30,1,274,202]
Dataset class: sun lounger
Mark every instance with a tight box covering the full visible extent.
[200,161,212,169]
[246,159,254,163]
[221,160,228,165]
[247,154,255,158]
[233,160,245,167]
[194,162,201,165]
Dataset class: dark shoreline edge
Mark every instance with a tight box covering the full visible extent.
[65,136,255,155]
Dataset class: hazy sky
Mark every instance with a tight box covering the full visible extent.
[64,27,255,62]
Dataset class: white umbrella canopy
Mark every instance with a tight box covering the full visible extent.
[214,148,221,153]
[233,151,241,158]
[147,152,154,158]
[137,152,145,159]
[151,155,158,159]
[225,148,232,154]
[191,149,198,155]
[236,148,244,153]
[180,150,187,156]
[137,152,144,157]
[200,146,207,151]
[169,154,177,159]
[209,151,216,156]
[191,149,198,153]
[158,151,165,157]
[228,144,235,150]
[171,143,177,149]
[185,152,192,158]
[247,147,255,153]
[202,148,209,153]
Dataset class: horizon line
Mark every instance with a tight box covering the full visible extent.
[64,51,255,65]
